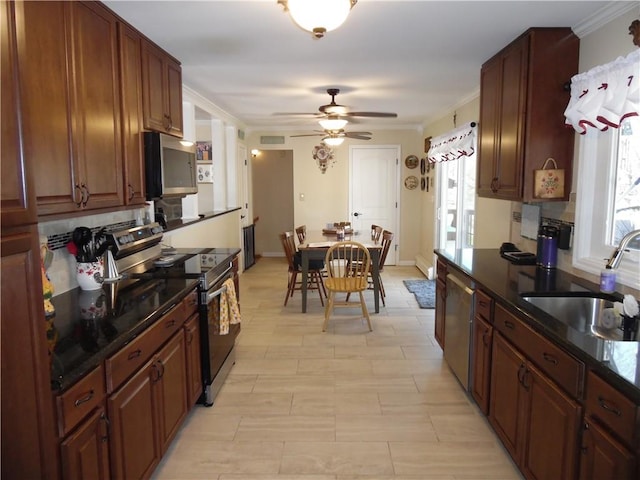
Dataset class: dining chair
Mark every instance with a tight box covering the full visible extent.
[346,230,394,306]
[279,231,325,306]
[371,224,383,243]
[322,241,372,332]
[295,225,307,244]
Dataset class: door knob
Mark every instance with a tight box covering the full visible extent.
[353,212,362,217]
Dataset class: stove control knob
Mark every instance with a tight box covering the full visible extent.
[118,236,127,245]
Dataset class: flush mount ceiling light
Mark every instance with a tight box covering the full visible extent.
[278,0,357,39]
[318,117,348,130]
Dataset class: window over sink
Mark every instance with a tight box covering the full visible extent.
[574,116,640,289]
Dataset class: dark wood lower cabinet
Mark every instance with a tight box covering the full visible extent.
[60,407,110,480]
[471,314,492,415]
[434,277,446,349]
[490,332,581,480]
[579,419,636,480]
[185,313,203,406]
[108,332,187,479]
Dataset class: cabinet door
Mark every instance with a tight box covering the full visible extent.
[16,0,79,215]
[471,315,493,415]
[61,407,110,480]
[1,226,58,479]
[108,358,161,480]
[521,363,581,480]
[185,313,203,406]
[118,22,146,206]
[579,419,637,480]
[166,58,183,137]
[489,333,526,462]
[157,333,188,454]
[477,54,502,197]
[69,1,123,210]
[141,40,169,132]
[434,278,446,349]
[1,0,37,228]
[494,38,528,200]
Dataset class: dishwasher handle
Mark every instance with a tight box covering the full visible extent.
[446,273,474,296]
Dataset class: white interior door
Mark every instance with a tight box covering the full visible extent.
[349,145,400,265]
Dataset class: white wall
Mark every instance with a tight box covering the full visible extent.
[246,127,423,262]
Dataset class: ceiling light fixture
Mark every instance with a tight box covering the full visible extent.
[322,136,344,147]
[319,117,348,130]
[278,0,357,39]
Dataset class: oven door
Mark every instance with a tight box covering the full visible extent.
[199,266,240,406]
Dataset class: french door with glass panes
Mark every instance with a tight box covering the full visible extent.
[436,154,476,254]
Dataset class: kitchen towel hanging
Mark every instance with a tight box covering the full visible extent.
[534,157,565,199]
[216,278,241,335]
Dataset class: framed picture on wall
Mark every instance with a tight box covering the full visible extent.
[196,142,212,161]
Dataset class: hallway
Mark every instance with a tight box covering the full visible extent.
[153,257,522,479]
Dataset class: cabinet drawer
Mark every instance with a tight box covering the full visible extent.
[475,290,493,322]
[56,365,105,437]
[585,371,639,447]
[494,303,584,398]
[105,301,186,393]
[183,288,199,317]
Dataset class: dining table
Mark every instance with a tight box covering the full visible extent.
[298,230,383,313]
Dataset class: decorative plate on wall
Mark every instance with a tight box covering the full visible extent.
[405,155,419,169]
[404,175,419,190]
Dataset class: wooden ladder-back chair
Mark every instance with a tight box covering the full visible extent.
[346,230,394,306]
[279,231,325,306]
[375,230,394,305]
[371,224,383,243]
[322,241,372,332]
[295,225,307,244]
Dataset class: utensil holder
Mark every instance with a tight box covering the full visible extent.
[76,260,104,291]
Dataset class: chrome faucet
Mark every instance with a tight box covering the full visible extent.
[605,229,640,269]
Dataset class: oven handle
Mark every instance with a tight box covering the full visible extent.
[206,283,228,303]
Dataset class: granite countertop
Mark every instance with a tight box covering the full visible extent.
[435,248,640,403]
[49,276,199,393]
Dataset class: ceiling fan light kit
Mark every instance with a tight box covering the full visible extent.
[319,117,348,130]
[322,136,345,147]
[279,0,357,39]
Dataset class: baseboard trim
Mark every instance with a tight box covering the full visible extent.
[415,254,434,279]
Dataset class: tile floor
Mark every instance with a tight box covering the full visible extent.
[153,257,523,479]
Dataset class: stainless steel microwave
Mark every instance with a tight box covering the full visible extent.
[144,132,198,199]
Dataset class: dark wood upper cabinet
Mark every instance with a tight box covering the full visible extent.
[1,0,37,229]
[17,1,123,216]
[477,28,579,201]
[118,22,146,206]
[141,39,183,137]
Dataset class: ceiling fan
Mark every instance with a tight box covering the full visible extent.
[317,88,397,118]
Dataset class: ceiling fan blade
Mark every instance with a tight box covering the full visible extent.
[344,112,398,118]
[344,131,372,136]
[290,133,324,137]
[273,112,322,117]
[344,134,372,140]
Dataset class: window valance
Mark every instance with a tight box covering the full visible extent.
[426,122,477,163]
[564,48,639,134]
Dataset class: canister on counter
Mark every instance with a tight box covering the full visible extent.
[536,225,559,269]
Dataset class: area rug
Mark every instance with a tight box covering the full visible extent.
[403,279,436,309]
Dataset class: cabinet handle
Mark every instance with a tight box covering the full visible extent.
[504,320,515,330]
[100,412,110,443]
[542,352,558,365]
[522,369,531,391]
[490,177,500,193]
[157,359,165,379]
[517,363,526,385]
[597,396,622,417]
[127,349,142,360]
[81,184,90,207]
[73,389,94,407]
[128,184,135,201]
[151,361,161,383]
[186,330,193,345]
[482,330,491,347]
[165,319,176,329]
[74,184,83,207]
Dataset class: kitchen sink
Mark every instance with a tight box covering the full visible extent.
[521,293,636,341]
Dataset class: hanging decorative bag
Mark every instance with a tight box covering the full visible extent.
[534,158,565,199]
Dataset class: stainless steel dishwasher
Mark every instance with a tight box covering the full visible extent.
[444,272,475,390]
